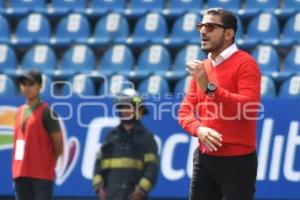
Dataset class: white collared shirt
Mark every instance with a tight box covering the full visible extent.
[208,43,238,67]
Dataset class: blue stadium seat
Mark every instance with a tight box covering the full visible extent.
[90,12,129,45]
[61,74,95,97]
[130,12,167,46]
[99,74,134,96]
[174,75,192,95]
[134,45,171,78]
[129,0,165,17]
[241,0,280,18]
[6,0,46,16]
[21,45,56,76]
[40,74,53,98]
[168,12,201,47]
[279,13,300,47]
[0,0,4,15]
[261,76,276,99]
[235,16,244,46]
[244,13,280,48]
[138,74,170,96]
[168,45,206,79]
[88,0,126,16]
[284,46,300,74]
[0,44,17,76]
[279,75,300,99]
[251,45,279,75]
[58,45,95,77]
[14,13,51,46]
[99,45,134,76]
[0,15,10,43]
[49,0,86,16]
[53,13,90,46]
[278,0,300,18]
[0,74,16,97]
[166,0,203,18]
[207,0,241,13]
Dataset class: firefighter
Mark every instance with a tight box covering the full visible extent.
[93,88,159,200]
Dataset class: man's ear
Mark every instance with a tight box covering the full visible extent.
[225,29,235,41]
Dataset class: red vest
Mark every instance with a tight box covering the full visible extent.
[12,102,56,180]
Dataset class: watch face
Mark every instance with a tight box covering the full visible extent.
[208,83,216,91]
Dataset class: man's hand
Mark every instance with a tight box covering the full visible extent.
[197,126,223,152]
[186,60,209,91]
[97,184,106,200]
[128,187,145,200]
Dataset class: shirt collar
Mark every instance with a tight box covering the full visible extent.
[208,43,238,67]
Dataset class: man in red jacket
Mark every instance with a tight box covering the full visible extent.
[12,70,63,200]
[178,8,261,200]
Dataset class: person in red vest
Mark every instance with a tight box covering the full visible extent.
[178,8,261,200]
[12,70,63,200]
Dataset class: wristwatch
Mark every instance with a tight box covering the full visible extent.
[205,82,216,95]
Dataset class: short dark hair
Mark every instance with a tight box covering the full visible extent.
[203,8,238,34]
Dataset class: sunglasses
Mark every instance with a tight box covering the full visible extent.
[197,23,228,32]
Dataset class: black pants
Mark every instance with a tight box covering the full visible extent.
[14,177,53,200]
[189,148,257,200]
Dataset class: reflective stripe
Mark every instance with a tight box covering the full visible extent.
[101,158,143,170]
[93,174,103,187]
[138,177,152,192]
[144,153,158,163]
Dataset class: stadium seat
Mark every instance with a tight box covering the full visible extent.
[130,12,167,46]
[128,0,165,17]
[207,0,241,13]
[244,13,280,48]
[88,0,126,16]
[0,74,16,97]
[241,0,280,18]
[49,0,86,16]
[21,45,56,76]
[98,45,134,76]
[279,75,300,99]
[235,19,245,48]
[278,0,300,18]
[0,0,4,15]
[0,15,10,43]
[58,45,95,77]
[174,75,192,95]
[165,0,203,18]
[138,74,170,96]
[261,76,276,98]
[14,13,51,46]
[279,13,300,47]
[99,74,134,96]
[90,12,129,45]
[168,45,206,79]
[283,46,300,74]
[53,13,90,46]
[168,12,201,47]
[251,45,279,75]
[6,0,46,16]
[40,74,53,98]
[0,44,17,76]
[133,45,171,78]
[61,74,95,97]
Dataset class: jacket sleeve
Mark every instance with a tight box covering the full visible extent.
[178,76,205,137]
[137,134,159,194]
[92,133,114,192]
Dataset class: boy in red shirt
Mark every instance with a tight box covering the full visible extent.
[12,70,63,200]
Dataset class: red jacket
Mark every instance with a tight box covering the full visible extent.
[178,50,261,156]
[12,102,56,180]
